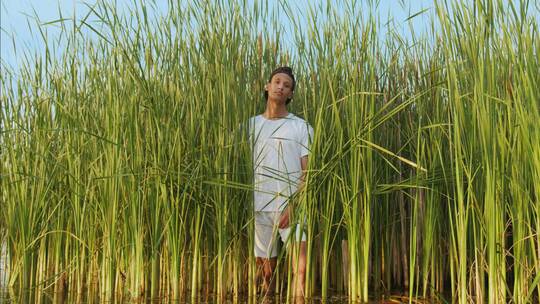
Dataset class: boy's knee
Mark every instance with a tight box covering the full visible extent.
[295,262,306,276]
[257,258,276,277]
[263,267,273,280]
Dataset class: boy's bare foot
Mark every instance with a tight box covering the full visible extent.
[260,294,275,304]
[294,295,305,304]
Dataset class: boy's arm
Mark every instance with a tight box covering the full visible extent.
[278,155,308,229]
[297,155,309,191]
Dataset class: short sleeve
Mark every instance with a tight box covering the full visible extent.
[299,122,313,157]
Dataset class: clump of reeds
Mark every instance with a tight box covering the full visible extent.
[1,0,538,303]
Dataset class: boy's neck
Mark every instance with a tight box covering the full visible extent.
[263,99,289,119]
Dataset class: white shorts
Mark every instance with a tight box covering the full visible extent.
[254,211,307,258]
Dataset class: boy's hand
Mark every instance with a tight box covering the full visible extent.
[278,206,291,228]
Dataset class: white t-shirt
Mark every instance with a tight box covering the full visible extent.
[248,113,313,212]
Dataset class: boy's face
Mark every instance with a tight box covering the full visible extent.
[265,73,294,103]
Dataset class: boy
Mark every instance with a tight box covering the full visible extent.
[248,66,313,300]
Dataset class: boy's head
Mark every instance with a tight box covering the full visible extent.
[264,66,296,105]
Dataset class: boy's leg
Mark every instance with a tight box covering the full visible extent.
[291,241,307,299]
[254,212,279,296]
[256,257,277,296]
[279,223,307,300]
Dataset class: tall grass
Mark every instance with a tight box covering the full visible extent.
[1,0,539,302]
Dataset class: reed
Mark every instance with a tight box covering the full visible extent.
[1,0,538,303]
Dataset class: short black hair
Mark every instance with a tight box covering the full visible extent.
[264,66,296,105]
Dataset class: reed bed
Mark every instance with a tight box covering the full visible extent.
[1,0,539,302]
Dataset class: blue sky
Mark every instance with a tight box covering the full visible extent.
[0,0,435,70]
